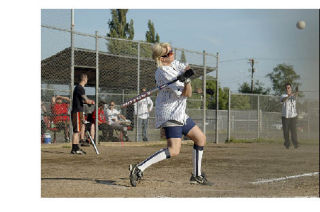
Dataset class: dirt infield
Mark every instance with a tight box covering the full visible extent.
[41,141,319,197]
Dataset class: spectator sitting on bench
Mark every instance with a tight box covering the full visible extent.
[89,101,110,142]
[51,95,70,142]
[106,101,130,142]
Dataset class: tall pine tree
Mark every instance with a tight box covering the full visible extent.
[140,20,160,59]
[180,50,186,63]
[107,9,136,55]
[145,20,160,43]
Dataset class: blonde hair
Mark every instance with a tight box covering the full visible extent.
[152,42,171,67]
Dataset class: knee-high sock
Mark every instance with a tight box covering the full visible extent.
[192,144,204,176]
[137,148,170,172]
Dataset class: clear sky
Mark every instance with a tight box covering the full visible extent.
[41,9,319,99]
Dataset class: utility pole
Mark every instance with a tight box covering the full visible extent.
[248,58,255,93]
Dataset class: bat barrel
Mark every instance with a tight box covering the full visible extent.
[121,91,152,108]
[120,79,177,108]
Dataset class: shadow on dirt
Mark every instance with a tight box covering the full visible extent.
[41,150,66,154]
[42,177,130,187]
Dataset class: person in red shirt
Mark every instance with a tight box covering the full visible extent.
[89,102,109,142]
[51,95,70,142]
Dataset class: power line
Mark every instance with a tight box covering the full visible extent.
[298,90,319,93]
[256,57,315,61]
[219,57,315,64]
[219,58,248,63]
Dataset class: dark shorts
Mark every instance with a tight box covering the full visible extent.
[163,117,196,139]
[86,113,94,124]
[71,112,84,133]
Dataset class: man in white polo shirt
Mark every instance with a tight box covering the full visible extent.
[134,87,154,141]
[280,83,299,149]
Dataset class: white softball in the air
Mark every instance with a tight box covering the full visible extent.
[296,21,306,30]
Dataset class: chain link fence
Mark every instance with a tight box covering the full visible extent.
[228,92,319,142]
[41,12,318,144]
[41,22,219,143]
[41,23,72,143]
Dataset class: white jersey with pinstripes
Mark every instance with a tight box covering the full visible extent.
[155,60,189,128]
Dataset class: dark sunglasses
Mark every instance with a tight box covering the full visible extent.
[161,50,174,58]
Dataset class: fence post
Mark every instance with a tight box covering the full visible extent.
[257,94,260,140]
[95,31,99,144]
[69,9,75,141]
[227,89,231,142]
[202,50,207,136]
[135,42,140,142]
[307,100,310,139]
[122,89,125,103]
[215,52,219,143]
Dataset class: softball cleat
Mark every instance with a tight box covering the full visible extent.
[190,173,213,186]
[129,164,143,187]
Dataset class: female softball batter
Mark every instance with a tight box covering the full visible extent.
[129,42,212,187]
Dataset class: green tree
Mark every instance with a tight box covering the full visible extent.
[230,95,251,110]
[259,95,281,112]
[138,20,160,59]
[107,9,136,55]
[236,81,272,111]
[189,76,228,110]
[238,80,271,95]
[139,42,153,59]
[145,20,160,43]
[266,63,302,96]
[206,77,228,110]
[107,9,134,39]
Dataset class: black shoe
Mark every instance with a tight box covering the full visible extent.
[143,138,148,142]
[190,173,213,186]
[129,164,143,187]
[80,140,90,147]
[70,148,86,154]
